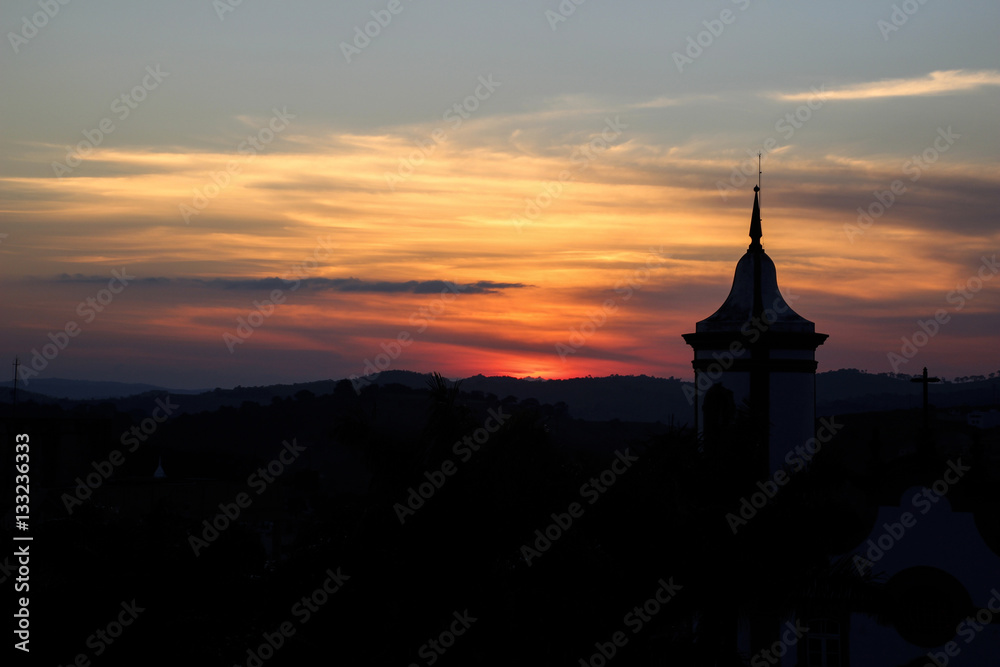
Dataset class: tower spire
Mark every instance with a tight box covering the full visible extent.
[749,153,762,250]
[748,185,762,251]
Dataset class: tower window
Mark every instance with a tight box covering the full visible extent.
[805,618,842,667]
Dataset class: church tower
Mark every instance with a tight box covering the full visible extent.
[682,186,827,475]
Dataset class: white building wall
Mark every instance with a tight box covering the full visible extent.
[847,491,1000,666]
[693,355,817,476]
[768,371,817,474]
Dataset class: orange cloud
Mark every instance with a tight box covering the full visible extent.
[775,69,1000,102]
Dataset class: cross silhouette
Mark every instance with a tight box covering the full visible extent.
[910,366,940,432]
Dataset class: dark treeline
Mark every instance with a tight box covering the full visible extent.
[3,375,996,666]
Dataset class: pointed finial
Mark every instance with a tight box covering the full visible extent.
[749,185,762,250]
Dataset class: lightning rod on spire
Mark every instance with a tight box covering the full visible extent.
[757,152,761,211]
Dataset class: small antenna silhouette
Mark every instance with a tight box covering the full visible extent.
[757,152,762,211]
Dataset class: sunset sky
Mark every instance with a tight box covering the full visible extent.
[2,0,998,389]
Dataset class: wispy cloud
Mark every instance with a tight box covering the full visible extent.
[775,69,1000,101]
[47,274,530,295]
[627,94,712,110]
[208,277,532,294]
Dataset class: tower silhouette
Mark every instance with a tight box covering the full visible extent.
[683,186,828,474]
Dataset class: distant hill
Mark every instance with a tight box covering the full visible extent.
[816,369,1000,415]
[4,369,998,422]
[0,378,207,401]
[350,369,1000,422]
